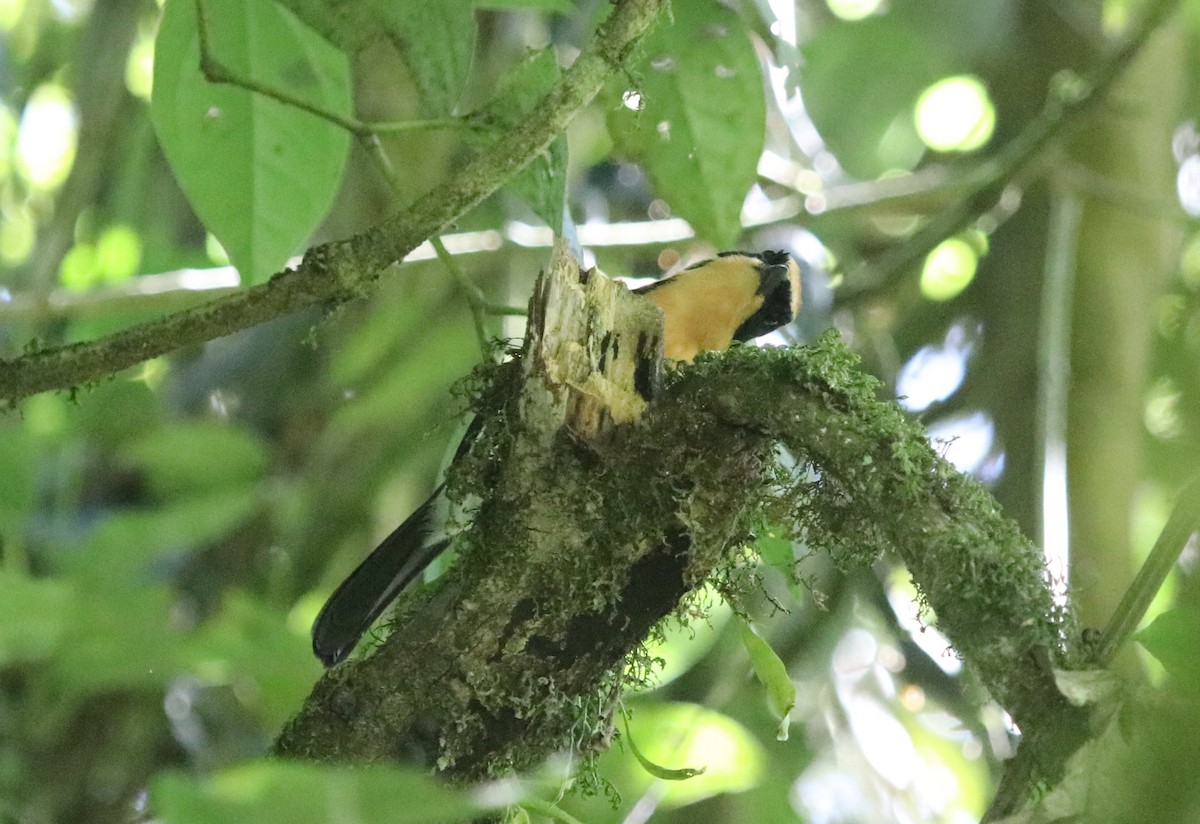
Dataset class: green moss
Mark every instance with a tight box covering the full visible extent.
[299,330,1079,789]
[677,333,1078,736]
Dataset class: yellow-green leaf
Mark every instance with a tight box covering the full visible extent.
[736,615,795,741]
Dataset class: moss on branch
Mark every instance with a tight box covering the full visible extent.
[277,305,1086,795]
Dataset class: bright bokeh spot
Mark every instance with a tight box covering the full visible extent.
[59,223,143,289]
[920,237,978,301]
[0,203,35,265]
[49,0,89,23]
[1102,0,1132,35]
[0,0,24,30]
[16,84,78,190]
[826,0,883,21]
[287,591,325,638]
[1176,155,1200,217]
[1144,377,1182,440]
[914,75,995,152]
[0,105,17,180]
[927,411,999,479]
[125,31,155,100]
[206,232,230,266]
[135,357,170,391]
[59,242,97,291]
[95,224,143,283]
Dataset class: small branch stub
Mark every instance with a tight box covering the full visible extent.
[524,239,664,439]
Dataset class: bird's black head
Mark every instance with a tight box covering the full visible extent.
[729,249,802,342]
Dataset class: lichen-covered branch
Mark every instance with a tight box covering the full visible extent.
[277,254,1086,801]
[677,345,1090,754]
[0,0,667,403]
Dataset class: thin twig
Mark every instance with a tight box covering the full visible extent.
[348,103,497,357]
[1093,474,1200,667]
[194,0,485,138]
[981,474,1200,824]
[433,236,491,359]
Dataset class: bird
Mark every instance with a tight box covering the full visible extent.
[311,249,803,666]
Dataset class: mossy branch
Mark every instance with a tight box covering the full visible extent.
[277,254,1084,802]
[0,0,667,403]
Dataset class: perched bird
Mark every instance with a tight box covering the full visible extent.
[634,249,801,363]
[311,249,803,666]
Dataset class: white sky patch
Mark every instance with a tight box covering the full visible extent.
[927,411,996,478]
[897,321,978,412]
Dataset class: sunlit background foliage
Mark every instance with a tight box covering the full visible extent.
[1,0,1199,821]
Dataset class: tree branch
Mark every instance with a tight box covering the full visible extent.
[0,0,667,403]
[277,248,1084,796]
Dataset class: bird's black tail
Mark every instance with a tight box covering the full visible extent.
[311,485,449,666]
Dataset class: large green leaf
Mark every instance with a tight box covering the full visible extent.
[62,490,260,589]
[735,615,795,740]
[192,594,320,729]
[367,0,475,116]
[152,761,495,824]
[607,0,764,247]
[151,0,352,284]
[0,426,38,534]
[1137,606,1200,687]
[0,572,71,663]
[120,422,270,498]
[800,16,946,179]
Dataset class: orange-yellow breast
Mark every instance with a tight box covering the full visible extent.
[642,255,764,363]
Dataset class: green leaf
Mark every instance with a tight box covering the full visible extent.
[615,702,765,808]
[151,761,494,824]
[367,0,475,115]
[0,426,38,534]
[607,0,764,247]
[0,572,72,663]
[735,615,795,741]
[471,48,567,230]
[633,586,731,692]
[624,720,707,780]
[62,490,260,588]
[1137,606,1200,687]
[51,586,186,694]
[800,16,945,179]
[151,0,352,284]
[192,594,321,729]
[754,528,794,570]
[120,423,270,498]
